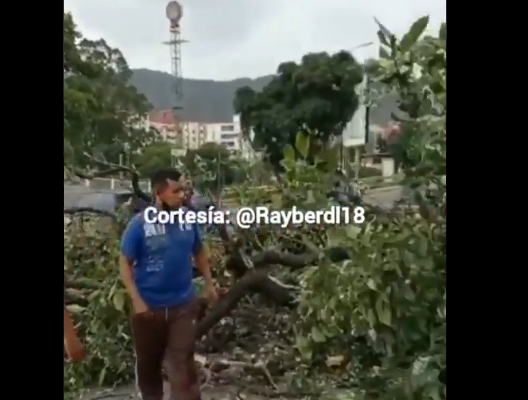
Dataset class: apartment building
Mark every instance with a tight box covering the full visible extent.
[146,111,258,161]
[148,110,180,146]
[203,122,239,151]
[199,115,245,150]
[219,124,239,151]
[179,122,209,149]
[205,116,259,160]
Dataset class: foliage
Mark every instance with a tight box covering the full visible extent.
[133,141,175,178]
[369,18,446,174]
[293,16,446,399]
[185,142,231,166]
[182,142,242,191]
[64,216,131,399]
[245,160,277,186]
[233,51,364,168]
[64,14,445,400]
[64,12,157,167]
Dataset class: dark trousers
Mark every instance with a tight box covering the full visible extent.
[131,298,201,400]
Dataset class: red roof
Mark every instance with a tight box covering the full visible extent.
[149,110,177,125]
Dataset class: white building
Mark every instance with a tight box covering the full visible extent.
[182,116,243,153]
[179,120,248,150]
[200,121,240,152]
[146,111,258,161]
[203,116,258,161]
[179,122,208,149]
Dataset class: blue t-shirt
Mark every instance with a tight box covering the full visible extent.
[120,209,203,308]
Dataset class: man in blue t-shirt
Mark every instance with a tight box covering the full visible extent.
[120,168,217,400]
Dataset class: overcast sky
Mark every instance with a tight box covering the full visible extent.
[64,0,446,81]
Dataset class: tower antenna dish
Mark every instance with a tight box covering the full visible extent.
[166,1,183,24]
[163,1,188,149]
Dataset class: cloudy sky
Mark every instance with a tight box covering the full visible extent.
[64,0,446,81]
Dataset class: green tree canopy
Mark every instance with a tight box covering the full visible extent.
[233,51,364,168]
[182,142,239,190]
[189,142,231,161]
[133,141,175,178]
[64,12,157,167]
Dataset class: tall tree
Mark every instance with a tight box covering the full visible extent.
[133,141,175,178]
[64,12,101,164]
[233,51,364,168]
[64,12,157,167]
[183,142,238,190]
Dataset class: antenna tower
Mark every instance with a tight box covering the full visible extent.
[164,1,188,112]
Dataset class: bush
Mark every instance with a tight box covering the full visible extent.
[64,218,132,398]
[293,16,446,399]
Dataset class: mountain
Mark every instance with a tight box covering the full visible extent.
[130,68,397,125]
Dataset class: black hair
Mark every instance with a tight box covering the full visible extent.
[150,168,182,191]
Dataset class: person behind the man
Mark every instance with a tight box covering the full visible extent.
[119,167,218,400]
[183,179,196,209]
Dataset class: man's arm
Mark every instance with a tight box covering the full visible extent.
[120,219,145,310]
[192,224,213,285]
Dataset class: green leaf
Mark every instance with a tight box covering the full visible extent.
[367,278,378,291]
[400,16,430,52]
[326,228,343,247]
[112,290,125,311]
[379,45,390,59]
[271,193,283,208]
[367,309,376,327]
[375,296,392,326]
[378,58,393,70]
[98,367,107,386]
[345,224,361,239]
[374,17,393,45]
[439,22,447,40]
[283,144,295,162]
[377,30,389,47]
[305,189,316,204]
[310,326,326,343]
[295,336,313,361]
[295,131,310,159]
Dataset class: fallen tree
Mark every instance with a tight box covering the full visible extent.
[64,15,445,400]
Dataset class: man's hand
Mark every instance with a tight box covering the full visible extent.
[133,298,151,316]
[205,281,218,303]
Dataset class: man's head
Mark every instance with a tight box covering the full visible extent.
[150,168,184,209]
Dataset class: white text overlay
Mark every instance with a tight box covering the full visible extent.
[143,205,365,228]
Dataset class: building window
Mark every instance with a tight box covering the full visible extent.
[225,141,235,148]
[220,124,234,132]
[221,133,238,140]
